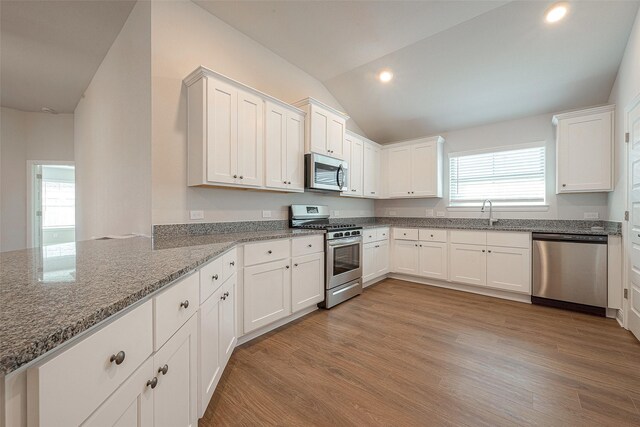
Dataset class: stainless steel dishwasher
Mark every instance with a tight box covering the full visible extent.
[532,233,607,316]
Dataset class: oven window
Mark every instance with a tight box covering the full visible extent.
[333,243,360,276]
[314,162,339,187]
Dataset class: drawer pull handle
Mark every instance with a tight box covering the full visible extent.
[221,294,226,301]
[146,377,158,389]
[180,300,190,309]
[288,181,291,185]
[284,181,287,184]
[308,244,313,247]
[488,250,492,253]
[286,265,290,269]
[268,250,273,254]
[482,250,486,253]
[230,261,235,266]
[158,364,169,375]
[294,263,298,267]
[233,175,238,178]
[430,234,434,238]
[239,176,244,179]
[110,351,126,365]
[212,274,219,281]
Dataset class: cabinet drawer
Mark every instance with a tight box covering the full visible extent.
[27,301,153,427]
[449,230,486,245]
[222,249,237,281]
[292,235,324,257]
[487,231,530,249]
[244,239,290,266]
[418,229,447,243]
[363,229,379,244]
[199,255,224,303]
[154,273,199,351]
[376,228,390,241]
[393,228,419,241]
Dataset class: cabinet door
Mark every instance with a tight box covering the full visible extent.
[286,110,305,191]
[197,288,222,418]
[418,241,448,280]
[411,142,437,197]
[387,146,412,197]
[264,102,288,190]
[362,242,377,282]
[237,89,264,187]
[557,111,613,192]
[364,142,380,197]
[328,112,345,159]
[341,135,352,196]
[291,252,324,312]
[81,358,153,427]
[244,259,292,333]
[154,315,198,427]
[310,106,329,154]
[449,243,486,287]
[486,246,531,293]
[393,240,419,275]
[219,277,237,366]
[206,78,238,184]
[376,240,390,277]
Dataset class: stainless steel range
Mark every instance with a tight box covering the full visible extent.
[290,205,363,308]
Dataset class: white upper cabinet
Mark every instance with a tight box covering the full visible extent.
[363,141,381,198]
[265,101,305,192]
[383,136,444,198]
[293,97,349,160]
[184,67,305,192]
[553,104,614,193]
[342,132,364,197]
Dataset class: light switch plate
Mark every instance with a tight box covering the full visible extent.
[189,210,204,220]
[584,212,599,220]
[262,210,272,218]
[436,211,446,217]
[426,209,434,217]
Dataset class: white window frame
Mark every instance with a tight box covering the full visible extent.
[447,142,547,210]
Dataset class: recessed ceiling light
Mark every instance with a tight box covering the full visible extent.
[379,70,393,83]
[545,2,569,23]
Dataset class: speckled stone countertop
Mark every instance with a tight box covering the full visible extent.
[345,218,622,236]
[0,229,323,375]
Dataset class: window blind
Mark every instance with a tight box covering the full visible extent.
[449,144,545,206]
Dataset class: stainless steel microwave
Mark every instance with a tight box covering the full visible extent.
[305,153,348,192]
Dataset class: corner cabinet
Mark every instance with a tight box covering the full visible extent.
[184,66,305,193]
[384,136,444,198]
[293,97,349,160]
[553,104,614,193]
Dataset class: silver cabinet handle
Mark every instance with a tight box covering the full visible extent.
[239,176,244,179]
[158,364,168,375]
[268,250,273,254]
[230,261,235,266]
[212,274,218,281]
[294,263,298,267]
[147,377,158,389]
[180,300,189,309]
[110,351,125,365]
[233,175,238,178]
[286,265,290,269]
[308,244,312,248]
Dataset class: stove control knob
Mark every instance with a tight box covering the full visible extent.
[334,233,343,237]
[344,232,351,236]
[352,230,360,235]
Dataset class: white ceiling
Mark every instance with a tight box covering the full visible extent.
[1,0,136,113]
[196,0,640,143]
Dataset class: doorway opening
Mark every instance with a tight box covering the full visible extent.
[28,162,75,248]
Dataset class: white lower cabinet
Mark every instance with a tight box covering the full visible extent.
[393,240,420,275]
[363,239,390,283]
[291,252,324,312]
[198,276,236,418]
[449,243,487,286]
[244,259,292,333]
[486,246,531,293]
[418,241,448,280]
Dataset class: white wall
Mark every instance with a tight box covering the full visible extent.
[608,7,640,222]
[74,1,151,239]
[0,107,74,252]
[375,112,609,220]
[150,0,373,225]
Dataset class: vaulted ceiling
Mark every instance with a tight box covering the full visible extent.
[1,0,136,113]
[196,0,640,143]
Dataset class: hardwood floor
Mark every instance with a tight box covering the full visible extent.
[200,279,640,426]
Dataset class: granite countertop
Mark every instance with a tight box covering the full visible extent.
[0,229,323,375]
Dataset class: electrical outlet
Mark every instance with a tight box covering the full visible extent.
[389,210,397,216]
[584,212,599,220]
[262,210,272,218]
[436,211,446,217]
[189,210,204,220]
[426,209,434,217]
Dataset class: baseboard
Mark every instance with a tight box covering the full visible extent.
[387,273,532,304]
[237,305,318,346]
[363,275,388,288]
[616,309,625,328]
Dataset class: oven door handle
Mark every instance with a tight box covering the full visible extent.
[327,237,362,247]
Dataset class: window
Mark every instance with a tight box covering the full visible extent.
[449,143,546,206]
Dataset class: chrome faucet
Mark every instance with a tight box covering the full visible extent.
[481,199,498,226]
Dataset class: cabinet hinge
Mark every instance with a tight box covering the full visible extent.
[625,211,629,221]
[625,132,630,143]
[624,288,629,299]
